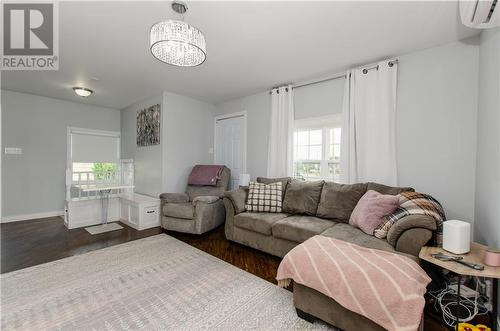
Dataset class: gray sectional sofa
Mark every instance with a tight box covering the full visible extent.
[223,177,437,331]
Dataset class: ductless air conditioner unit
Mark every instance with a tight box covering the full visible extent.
[460,0,499,28]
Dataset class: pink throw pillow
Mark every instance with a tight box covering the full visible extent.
[349,190,399,235]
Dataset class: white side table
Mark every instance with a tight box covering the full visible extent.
[119,193,161,230]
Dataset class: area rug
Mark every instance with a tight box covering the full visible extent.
[1,234,333,330]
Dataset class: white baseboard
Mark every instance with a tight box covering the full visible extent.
[1,210,64,223]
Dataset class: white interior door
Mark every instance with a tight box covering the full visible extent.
[215,114,246,189]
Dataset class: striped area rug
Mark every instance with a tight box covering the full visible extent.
[1,234,332,330]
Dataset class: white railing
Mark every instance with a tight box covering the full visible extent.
[72,171,117,184]
[70,171,120,201]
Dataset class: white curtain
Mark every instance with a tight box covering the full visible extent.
[340,61,398,185]
[267,85,294,177]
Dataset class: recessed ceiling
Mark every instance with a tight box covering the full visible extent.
[2,1,479,109]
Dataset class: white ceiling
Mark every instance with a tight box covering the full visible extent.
[2,1,479,109]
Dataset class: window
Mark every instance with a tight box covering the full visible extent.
[293,116,341,181]
[68,127,120,184]
[72,162,117,183]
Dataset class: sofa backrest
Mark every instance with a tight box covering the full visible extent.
[256,177,291,198]
[186,167,231,200]
[249,177,414,221]
[366,182,414,195]
[282,180,324,215]
[316,182,368,222]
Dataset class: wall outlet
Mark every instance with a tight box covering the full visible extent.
[4,147,22,155]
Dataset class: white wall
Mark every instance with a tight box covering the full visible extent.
[396,37,479,222]
[474,28,500,249]
[121,95,163,197]
[294,78,344,119]
[1,90,120,220]
[120,91,215,196]
[162,91,216,193]
[214,92,271,180]
[214,38,480,223]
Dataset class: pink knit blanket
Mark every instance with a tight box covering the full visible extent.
[276,236,430,331]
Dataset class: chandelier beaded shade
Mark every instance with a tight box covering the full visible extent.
[150,2,206,67]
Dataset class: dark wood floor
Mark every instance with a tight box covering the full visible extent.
[1,217,454,331]
[0,217,162,273]
[1,217,281,283]
[166,227,282,285]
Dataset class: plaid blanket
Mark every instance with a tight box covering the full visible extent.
[374,191,446,246]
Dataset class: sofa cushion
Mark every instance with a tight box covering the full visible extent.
[160,193,189,203]
[320,223,396,254]
[234,212,289,236]
[257,177,291,197]
[282,180,324,215]
[163,202,194,220]
[366,182,414,195]
[272,215,335,243]
[316,182,367,222]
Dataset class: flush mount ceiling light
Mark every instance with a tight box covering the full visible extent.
[72,87,93,97]
[150,1,206,67]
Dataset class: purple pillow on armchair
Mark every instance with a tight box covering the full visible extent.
[349,190,399,235]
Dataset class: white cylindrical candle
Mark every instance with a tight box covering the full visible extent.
[239,174,250,187]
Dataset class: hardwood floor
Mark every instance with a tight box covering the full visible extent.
[0,217,162,273]
[0,217,280,284]
[166,227,282,285]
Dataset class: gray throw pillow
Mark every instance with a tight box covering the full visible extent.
[316,182,368,222]
[366,182,414,195]
[282,180,324,215]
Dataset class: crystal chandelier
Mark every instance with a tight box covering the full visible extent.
[150,1,206,67]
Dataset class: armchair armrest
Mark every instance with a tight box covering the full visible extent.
[223,188,248,215]
[160,193,189,203]
[192,196,220,204]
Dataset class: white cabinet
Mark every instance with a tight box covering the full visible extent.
[65,197,120,229]
[119,194,160,230]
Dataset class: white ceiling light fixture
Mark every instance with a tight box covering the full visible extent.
[72,87,93,97]
[150,1,206,67]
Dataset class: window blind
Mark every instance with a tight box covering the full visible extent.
[71,132,119,163]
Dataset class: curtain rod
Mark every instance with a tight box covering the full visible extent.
[270,59,398,94]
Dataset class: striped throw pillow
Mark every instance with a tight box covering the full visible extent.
[245,181,282,213]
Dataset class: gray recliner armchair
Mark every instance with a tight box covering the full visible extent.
[160,166,231,234]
